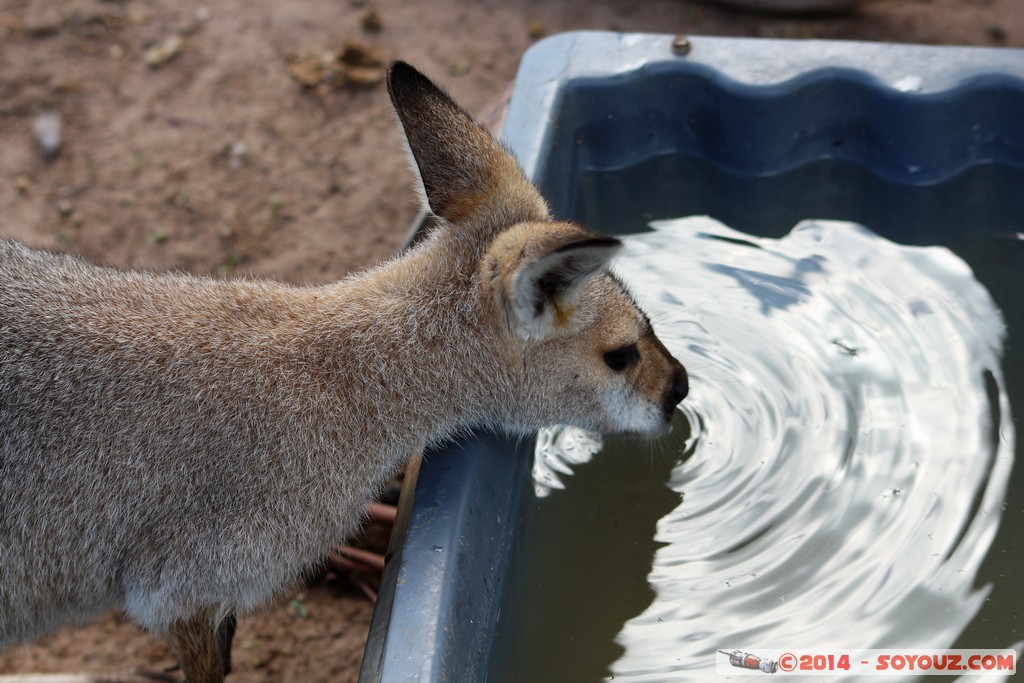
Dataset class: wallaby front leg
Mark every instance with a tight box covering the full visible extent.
[216,612,237,676]
[167,608,230,683]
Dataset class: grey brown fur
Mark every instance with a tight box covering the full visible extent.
[0,62,686,682]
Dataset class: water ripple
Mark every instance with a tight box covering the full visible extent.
[536,217,1015,681]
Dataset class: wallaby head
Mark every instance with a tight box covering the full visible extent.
[0,61,687,682]
[387,61,688,435]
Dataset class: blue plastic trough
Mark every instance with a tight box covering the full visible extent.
[359,32,1024,682]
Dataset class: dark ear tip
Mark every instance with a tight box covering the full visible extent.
[387,60,415,80]
[597,234,624,248]
[553,234,623,254]
[387,61,428,99]
[386,61,409,95]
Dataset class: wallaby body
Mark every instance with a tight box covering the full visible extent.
[0,63,686,682]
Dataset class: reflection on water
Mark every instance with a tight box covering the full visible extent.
[533,423,604,497]
[533,218,1017,681]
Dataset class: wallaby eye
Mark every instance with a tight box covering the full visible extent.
[603,343,640,372]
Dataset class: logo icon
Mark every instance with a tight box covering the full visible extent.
[720,650,779,674]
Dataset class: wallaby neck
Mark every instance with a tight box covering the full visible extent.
[310,244,501,463]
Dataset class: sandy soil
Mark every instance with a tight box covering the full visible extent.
[1,0,1021,680]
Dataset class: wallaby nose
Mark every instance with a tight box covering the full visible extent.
[672,367,689,403]
[663,366,688,418]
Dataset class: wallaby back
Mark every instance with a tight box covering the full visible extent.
[0,62,686,682]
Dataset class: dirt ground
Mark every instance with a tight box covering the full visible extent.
[0,0,1021,681]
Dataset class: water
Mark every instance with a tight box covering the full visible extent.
[488,217,1021,682]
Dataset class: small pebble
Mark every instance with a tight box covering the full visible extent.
[33,111,62,160]
[228,142,248,168]
[145,35,183,68]
[448,58,471,77]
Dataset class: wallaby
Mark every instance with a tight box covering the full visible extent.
[0,62,688,682]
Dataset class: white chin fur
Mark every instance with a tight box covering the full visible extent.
[602,389,665,435]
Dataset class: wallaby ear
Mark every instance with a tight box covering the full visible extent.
[485,223,622,341]
[386,61,547,226]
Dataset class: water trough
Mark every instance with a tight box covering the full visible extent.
[359,32,1024,682]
